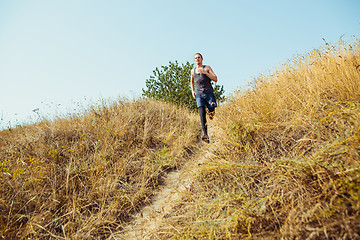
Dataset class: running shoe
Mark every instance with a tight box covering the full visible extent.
[202,134,210,143]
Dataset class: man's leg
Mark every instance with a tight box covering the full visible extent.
[199,106,209,143]
[196,94,210,143]
[198,106,207,136]
[206,93,217,120]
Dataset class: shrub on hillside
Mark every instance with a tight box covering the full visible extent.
[143,61,225,110]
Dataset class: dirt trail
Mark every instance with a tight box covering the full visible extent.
[113,130,217,239]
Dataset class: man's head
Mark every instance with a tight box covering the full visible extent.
[194,53,203,64]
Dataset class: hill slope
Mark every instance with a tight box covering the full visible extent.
[150,39,360,239]
[1,39,360,239]
[0,99,199,239]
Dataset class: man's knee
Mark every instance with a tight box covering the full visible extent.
[208,107,215,112]
[209,101,217,108]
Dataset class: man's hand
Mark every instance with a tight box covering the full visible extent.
[192,91,196,99]
[202,66,217,82]
[199,67,208,75]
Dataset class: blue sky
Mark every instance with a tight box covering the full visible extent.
[0,0,359,129]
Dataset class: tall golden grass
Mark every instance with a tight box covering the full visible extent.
[162,39,360,239]
[0,99,199,239]
[1,38,360,240]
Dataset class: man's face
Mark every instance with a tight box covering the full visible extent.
[194,54,202,64]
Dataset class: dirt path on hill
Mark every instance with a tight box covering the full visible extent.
[112,129,218,240]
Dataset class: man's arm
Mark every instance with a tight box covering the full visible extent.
[201,66,218,82]
[190,69,196,99]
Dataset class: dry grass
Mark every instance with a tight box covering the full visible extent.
[163,39,360,239]
[0,99,199,239]
[2,38,360,240]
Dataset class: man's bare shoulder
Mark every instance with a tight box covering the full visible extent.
[204,65,212,70]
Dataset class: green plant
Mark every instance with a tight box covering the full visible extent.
[143,61,225,110]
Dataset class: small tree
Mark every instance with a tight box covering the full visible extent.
[143,61,225,110]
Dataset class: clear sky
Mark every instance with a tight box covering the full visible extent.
[1,0,359,129]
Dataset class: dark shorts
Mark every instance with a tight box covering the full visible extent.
[196,92,217,109]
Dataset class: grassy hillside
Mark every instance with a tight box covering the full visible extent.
[1,38,360,240]
[0,99,199,239]
[158,39,360,239]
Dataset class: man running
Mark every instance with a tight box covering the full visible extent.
[190,53,218,143]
